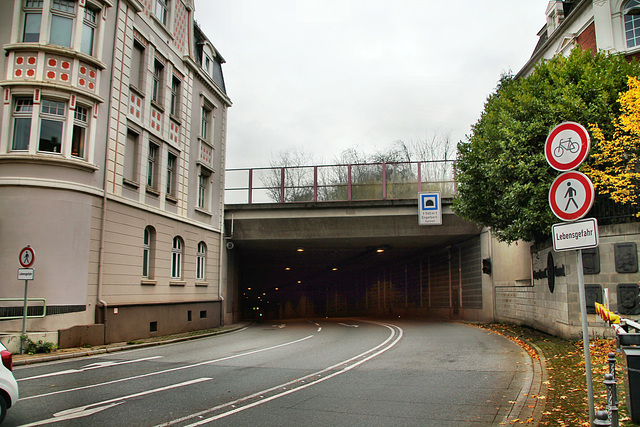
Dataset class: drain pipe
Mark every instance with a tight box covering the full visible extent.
[97,2,132,342]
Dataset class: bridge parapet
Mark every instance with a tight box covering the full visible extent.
[225,160,455,204]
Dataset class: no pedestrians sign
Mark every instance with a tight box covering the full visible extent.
[548,171,595,221]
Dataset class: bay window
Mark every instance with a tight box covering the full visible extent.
[23,0,43,43]
[12,98,33,151]
[50,0,75,48]
[81,5,97,55]
[39,99,65,153]
[71,106,88,158]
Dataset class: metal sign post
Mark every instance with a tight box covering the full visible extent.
[18,246,35,355]
[545,123,596,426]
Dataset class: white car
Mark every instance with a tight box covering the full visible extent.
[0,343,18,424]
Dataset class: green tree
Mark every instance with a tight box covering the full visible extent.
[453,47,640,243]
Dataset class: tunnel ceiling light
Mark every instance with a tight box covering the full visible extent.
[297,248,304,252]
[285,267,291,271]
[332,267,338,271]
[297,281,302,284]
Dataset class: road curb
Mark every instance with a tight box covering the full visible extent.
[13,323,251,366]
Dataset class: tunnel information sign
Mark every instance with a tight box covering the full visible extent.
[418,192,442,225]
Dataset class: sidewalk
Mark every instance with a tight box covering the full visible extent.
[13,322,252,366]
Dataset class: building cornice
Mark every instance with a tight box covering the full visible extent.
[0,81,106,105]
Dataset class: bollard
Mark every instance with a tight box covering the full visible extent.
[609,352,617,378]
[604,373,619,427]
[594,410,611,426]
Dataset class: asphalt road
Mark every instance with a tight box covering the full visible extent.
[6,319,532,426]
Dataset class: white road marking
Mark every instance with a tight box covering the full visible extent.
[19,356,163,381]
[157,321,404,427]
[20,335,314,401]
[338,323,359,328]
[18,378,212,426]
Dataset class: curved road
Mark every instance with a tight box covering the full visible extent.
[7,319,533,426]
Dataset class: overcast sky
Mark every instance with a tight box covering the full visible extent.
[196,1,550,168]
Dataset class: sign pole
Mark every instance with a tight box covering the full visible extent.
[577,248,595,425]
[20,279,28,355]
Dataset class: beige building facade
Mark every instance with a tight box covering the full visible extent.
[0,0,232,348]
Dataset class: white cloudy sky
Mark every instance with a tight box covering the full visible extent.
[195,1,550,168]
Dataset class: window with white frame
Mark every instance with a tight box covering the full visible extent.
[197,168,210,210]
[166,152,177,197]
[81,4,98,55]
[170,75,181,117]
[23,0,43,42]
[147,142,159,190]
[142,226,156,279]
[152,59,164,105]
[201,103,214,142]
[625,1,640,48]
[71,105,88,158]
[196,242,206,280]
[50,0,76,48]
[124,129,140,184]
[155,0,169,26]
[38,99,66,153]
[171,236,183,279]
[12,98,33,151]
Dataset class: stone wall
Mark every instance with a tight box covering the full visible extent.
[495,222,639,339]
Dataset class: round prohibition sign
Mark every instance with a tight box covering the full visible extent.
[545,122,591,171]
[548,171,595,221]
[19,246,35,268]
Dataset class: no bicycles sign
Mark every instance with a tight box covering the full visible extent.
[545,122,591,171]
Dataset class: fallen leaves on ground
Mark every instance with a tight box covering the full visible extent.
[477,323,640,426]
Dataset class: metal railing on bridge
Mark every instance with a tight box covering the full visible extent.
[225,160,456,204]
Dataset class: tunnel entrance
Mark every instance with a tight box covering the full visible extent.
[232,236,482,320]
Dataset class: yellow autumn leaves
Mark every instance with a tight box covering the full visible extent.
[585,76,640,214]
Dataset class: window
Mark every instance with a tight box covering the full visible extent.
[124,129,139,183]
[81,5,97,55]
[71,106,88,158]
[50,0,75,48]
[166,152,177,196]
[155,0,168,26]
[39,99,65,153]
[12,98,33,151]
[147,143,159,189]
[142,226,156,279]
[196,242,206,280]
[171,236,183,279]
[626,1,640,48]
[201,104,212,141]
[170,76,180,117]
[23,0,43,43]
[130,40,145,90]
[152,60,164,104]
[197,169,210,210]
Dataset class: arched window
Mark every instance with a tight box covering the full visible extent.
[196,242,207,281]
[625,0,640,48]
[171,236,183,279]
[143,226,156,278]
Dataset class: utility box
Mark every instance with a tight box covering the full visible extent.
[623,347,640,423]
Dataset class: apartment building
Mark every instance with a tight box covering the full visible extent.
[0,0,231,346]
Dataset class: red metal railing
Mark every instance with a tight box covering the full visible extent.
[225,160,456,204]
